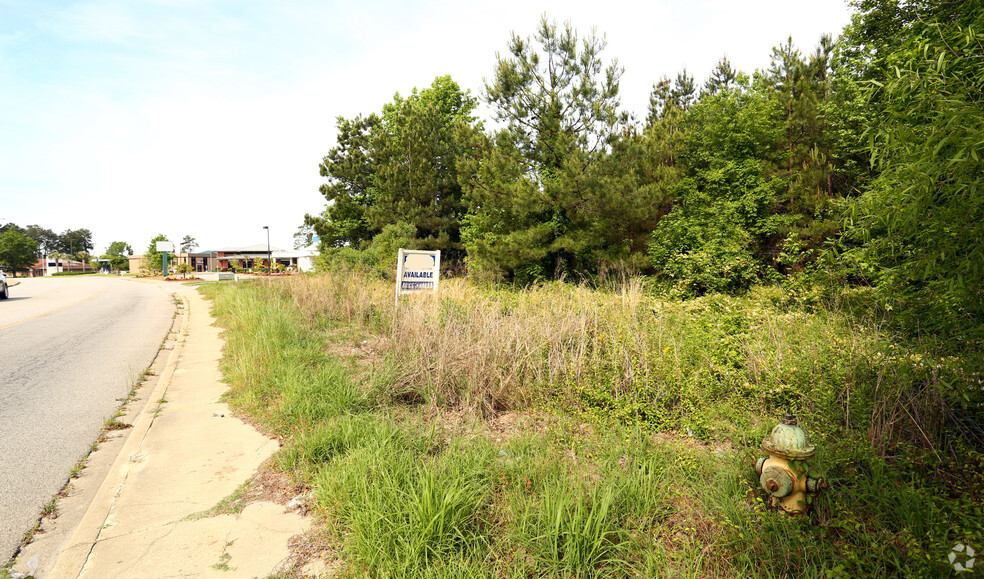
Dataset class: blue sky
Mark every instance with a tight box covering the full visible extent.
[0,0,853,254]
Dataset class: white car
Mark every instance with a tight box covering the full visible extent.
[0,269,7,300]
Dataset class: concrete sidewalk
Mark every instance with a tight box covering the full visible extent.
[12,282,312,578]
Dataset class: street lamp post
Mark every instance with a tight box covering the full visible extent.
[263,226,271,275]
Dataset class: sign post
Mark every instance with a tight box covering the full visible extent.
[394,249,440,307]
[156,240,175,276]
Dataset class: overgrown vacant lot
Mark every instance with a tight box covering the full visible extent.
[203,271,983,577]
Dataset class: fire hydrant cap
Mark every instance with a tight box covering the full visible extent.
[761,414,816,460]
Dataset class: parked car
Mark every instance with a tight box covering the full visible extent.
[0,269,8,300]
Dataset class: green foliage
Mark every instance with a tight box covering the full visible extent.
[460,18,664,281]
[311,113,381,249]
[145,233,167,273]
[704,57,737,96]
[0,228,39,273]
[369,76,477,260]
[843,0,984,338]
[648,199,761,296]
[322,222,419,280]
[648,84,783,294]
[311,76,477,263]
[483,17,624,172]
[101,241,133,272]
[23,224,59,258]
[58,228,93,254]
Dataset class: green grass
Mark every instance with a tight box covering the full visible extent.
[200,273,984,577]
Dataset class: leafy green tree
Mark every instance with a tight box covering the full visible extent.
[460,18,634,280]
[649,80,785,295]
[23,225,59,258]
[839,0,933,84]
[0,228,39,275]
[59,228,93,254]
[145,234,167,273]
[367,76,477,259]
[102,241,133,272]
[311,76,477,263]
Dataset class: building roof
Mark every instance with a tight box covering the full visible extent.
[215,243,283,253]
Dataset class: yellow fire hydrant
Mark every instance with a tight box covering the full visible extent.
[755,414,826,514]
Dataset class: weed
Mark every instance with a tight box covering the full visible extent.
[103,418,131,431]
[68,458,86,479]
[187,481,253,520]
[211,541,235,572]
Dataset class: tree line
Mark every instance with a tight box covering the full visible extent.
[0,223,138,274]
[306,0,981,339]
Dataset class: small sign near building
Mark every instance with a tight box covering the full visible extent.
[395,248,440,305]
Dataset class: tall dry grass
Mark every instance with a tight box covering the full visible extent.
[265,268,970,453]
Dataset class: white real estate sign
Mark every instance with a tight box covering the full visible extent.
[156,240,175,253]
[394,248,440,305]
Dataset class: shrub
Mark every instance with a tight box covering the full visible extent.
[648,201,761,296]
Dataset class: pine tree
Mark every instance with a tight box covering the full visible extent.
[460,18,631,281]
[703,57,737,96]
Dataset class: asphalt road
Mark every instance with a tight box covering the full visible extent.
[0,276,174,562]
